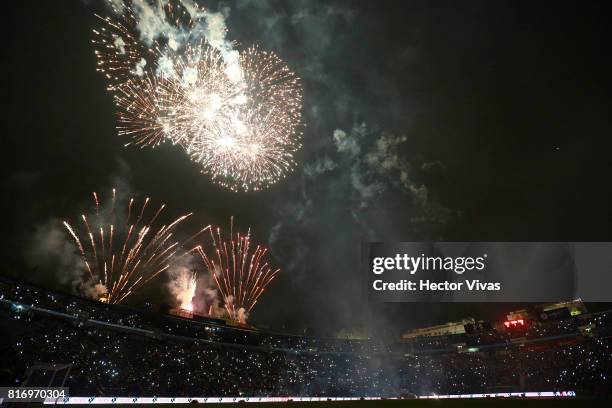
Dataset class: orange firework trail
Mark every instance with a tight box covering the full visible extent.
[63,189,198,304]
[196,217,280,322]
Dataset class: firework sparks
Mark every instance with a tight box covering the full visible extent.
[180,270,198,311]
[63,189,193,304]
[92,5,156,90]
[113,74,169,147]
[92,0,303,191]
[186,45,303,192]
[155,42,240,148]
[196,217,280,323]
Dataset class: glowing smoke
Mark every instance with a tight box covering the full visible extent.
[166,259,198,311]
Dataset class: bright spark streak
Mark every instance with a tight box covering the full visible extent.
[63,190,192,304]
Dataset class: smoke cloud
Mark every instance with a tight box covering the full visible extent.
[191,271,226,318]
[265,102,452,336]
[24,219,87,294]
[25,218,111,300]
[271,123,450,285]
[166,256,198,310]
[105,0,242,83]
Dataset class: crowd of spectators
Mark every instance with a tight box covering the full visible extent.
[399,338,611,396]
[1,277,610,397]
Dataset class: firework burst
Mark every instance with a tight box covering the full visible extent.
[156,42,240,148]
[196,217,280,322]
[186,45,303,191]
[113,74,169,147]
[63,189,194,304]
[92,0,303,192]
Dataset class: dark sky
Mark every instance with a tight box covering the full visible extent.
[2,0,611,336]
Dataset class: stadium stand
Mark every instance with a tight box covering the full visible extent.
[0,276,610,398]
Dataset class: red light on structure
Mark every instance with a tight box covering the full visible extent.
[504,319,525,328]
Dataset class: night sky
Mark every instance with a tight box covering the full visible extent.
[2,0,611,336]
